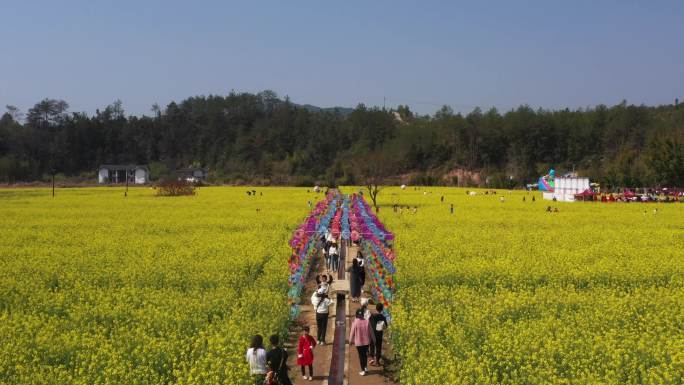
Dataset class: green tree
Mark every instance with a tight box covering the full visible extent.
[647,139,684,186]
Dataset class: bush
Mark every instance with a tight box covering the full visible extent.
[155,180,196,196]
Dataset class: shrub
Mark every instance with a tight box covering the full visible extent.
[155,180,196,196]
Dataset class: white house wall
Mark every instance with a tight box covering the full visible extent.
[134,169,147,184]
[98,168,109,184]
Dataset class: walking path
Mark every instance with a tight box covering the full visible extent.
[287,190,396,385]
[345,242,393,385]
[288,241,395,385]
[286,247,336,384]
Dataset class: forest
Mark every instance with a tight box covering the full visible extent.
[0,90,682,188]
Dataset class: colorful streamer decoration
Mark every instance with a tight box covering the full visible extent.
[287,191,397,322]
[350,193,396,322]
[287,192,338,318]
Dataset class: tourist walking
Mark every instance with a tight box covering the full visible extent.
[348,258,364,302]
[296,326,316,381]
[245,335,267,385]
[369,303,388,366]
[311,289,334,344]
[266,335,292,385]
[355,253,366,293]
[349,308,376,376]
[329,242,339,272]
[324,246,332,271]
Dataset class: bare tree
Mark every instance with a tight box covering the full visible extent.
[354,151,396,212]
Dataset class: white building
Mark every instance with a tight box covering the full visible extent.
[98,165,149,184]
[543,177,590,202]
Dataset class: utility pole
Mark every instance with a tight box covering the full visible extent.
[125,167,129,197]
[383,96,386,110]
[51,168,56,198]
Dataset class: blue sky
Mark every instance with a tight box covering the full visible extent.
[1,1,682,116]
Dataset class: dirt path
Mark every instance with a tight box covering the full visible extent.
[286,243,397,385]
[345,243,395,385]
[287,247,336,384]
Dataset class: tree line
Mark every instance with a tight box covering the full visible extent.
[0,90,682,188]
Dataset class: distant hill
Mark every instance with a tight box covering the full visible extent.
[295,103,354,116]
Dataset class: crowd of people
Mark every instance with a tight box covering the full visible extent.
[246,231,388,383]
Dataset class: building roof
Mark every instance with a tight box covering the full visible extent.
[99,164,149,171]
[177,167,206,172]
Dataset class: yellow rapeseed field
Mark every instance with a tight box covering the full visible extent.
[374,187,684,385]
[2,186,683,384]
[0,187,315,385]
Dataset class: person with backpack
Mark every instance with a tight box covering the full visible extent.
[349,308,376,376]
[369,303,388,366]
[311,288,334,344]
[245,334,267,385]
[266,335,292,385]
[296,325,317,381]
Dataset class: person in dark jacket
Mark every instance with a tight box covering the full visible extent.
[347,258,364,302]
[266,335,292,385]
[355,251,366,287]
[369,303,388,366]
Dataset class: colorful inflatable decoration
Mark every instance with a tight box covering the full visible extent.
[538,169,555,192]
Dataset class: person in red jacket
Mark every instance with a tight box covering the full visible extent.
[297,325,317,380]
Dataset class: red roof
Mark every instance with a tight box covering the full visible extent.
[574,189,596,196]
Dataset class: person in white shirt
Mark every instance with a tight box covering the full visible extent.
[360,298,371,320]
[246,334,267,384]
[311,288,334,344]
[329,243,340,272]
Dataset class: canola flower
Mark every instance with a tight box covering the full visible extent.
[3,186,683,384]
[0,187,317,385]
[369,186,684,385]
